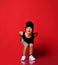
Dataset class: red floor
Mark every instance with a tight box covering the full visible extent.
[0,49,58,65]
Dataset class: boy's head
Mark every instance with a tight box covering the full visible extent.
[25,21,34,34]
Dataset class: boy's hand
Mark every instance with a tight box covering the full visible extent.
[19,31,23,36]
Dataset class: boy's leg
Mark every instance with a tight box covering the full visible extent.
[23,44,29,56]
[21,43,28,60]
[29,44,33,55]
[29,43,35,60]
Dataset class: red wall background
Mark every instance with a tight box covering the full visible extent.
[0,0,58,65]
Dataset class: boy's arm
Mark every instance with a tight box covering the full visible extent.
[19,31,24,42]
[34,32,38,38]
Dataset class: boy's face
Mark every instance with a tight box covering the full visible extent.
[26,27,33,34]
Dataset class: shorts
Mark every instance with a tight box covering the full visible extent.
[22,41,33,46]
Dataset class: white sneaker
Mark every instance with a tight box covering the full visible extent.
[21,56,26,61]
[29,55,35,61]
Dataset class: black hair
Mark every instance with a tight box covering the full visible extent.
[25,21,34,30]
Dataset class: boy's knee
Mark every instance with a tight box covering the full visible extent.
[29,44,33,48]
[24,44,29,47]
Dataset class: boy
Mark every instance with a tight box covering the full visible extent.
[19,21,38,61]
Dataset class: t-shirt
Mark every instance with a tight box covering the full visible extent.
[22,32,34,43]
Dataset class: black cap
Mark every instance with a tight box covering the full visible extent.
[26,21,34,29]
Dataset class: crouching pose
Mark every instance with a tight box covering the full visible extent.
[19,21,38,61]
